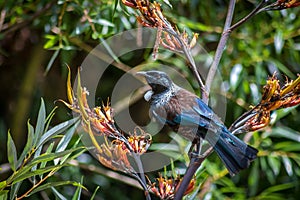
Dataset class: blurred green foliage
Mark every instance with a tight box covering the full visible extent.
[0,0,300,199]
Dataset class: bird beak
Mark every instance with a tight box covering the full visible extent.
[135,71,147,77]
[136,71,150,83]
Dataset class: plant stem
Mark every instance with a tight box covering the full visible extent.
[132,154,151,200]
[174,147,213,200]
[157,10,206,96]
[204,0,236,104]
[229,0,268,32]
[175,0,237,198]
[204,0,267,104]
[16,170,56,200]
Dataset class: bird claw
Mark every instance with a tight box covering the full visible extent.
[188,141,205,160]
[189,151,205,159]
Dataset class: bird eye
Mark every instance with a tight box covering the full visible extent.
[152,84,168,93]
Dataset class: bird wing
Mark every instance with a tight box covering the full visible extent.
[172,97,222,129]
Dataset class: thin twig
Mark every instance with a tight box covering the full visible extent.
[175,0,237,198]
[204,0,268,104]
[229,0,268,32]
[204,0,236,104]
[155,11,206,96]
[16,170,57,200]
[69,159,143,189]
[1,1,56,36]
[174,147,213,200]
[69,37,131,72]
[132,154,152,200]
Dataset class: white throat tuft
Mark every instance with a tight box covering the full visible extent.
[144,90,154,101]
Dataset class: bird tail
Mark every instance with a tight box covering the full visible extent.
[208,128,258,176]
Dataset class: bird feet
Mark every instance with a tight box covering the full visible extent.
[188,141,205,160]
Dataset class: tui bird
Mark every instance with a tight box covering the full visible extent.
[137,70,258,176]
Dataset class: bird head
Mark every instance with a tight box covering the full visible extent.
[136,70,173,95]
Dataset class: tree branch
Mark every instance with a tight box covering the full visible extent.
[203,0,236,104]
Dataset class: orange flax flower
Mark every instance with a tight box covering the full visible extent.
[230,74,300,133]
[121,0,198,53]
[149,173,195,199]
[61,67,152,174]
[262,0,300,10]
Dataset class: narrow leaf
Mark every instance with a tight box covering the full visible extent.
[0,190,9,200]
[72,177,84,200]
[7,131,17,172]
[34,98,46,146]
[0,181,6,190]
[267,156,281,176]
[282,156,293,176]
[66,65,74,104]
[45,49,60,75]
[90,186,100,200]
[271,127,300,142]
[54,122,77,165]
[44,106,58,134]
[36,117,79,148]
[10,147,85,184]
[28,181,86,197]
[274,141,300,152]
[12,165,61,184]
[112,0,118,19]
[51,187,68,200]
[39,142,55,179]
[17,121,35,168]
[31,145,43,184]
[10,181,22,200]
[59,136,83,164]
[261,182,295,195]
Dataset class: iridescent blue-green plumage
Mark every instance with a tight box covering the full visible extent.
[137,70,258,176]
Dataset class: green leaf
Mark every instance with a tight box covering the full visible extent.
[271,127,300,142]
[17,121,35,168]
[0,181,6,190]
[34,98,46,147]
[282,156,293,176]
[44,106,57,130]
[274,107,297,121]
[51,187,68,200]
[100,37,121,63]
[12,165,61,184]
[54,122,78,165]
[112,0,118,18]
[273,141,300,151]
[31,147,84,169]
[9,147,85,184]
[230,64,243,91]
[39,142,55,179]
[274,30,284,54]
[45,49,60,75]
[36,117,79,148]
[267,156,281,176]
[28,181,86,197]
[92,19,115,27]
[90,186,100,200]
[0,190,9,200]
[162,0,173,8]
[267,59,295,79]
[7,131,17,172]
[248,160,259,196]
[31,145,43,183]
[10,181,22,200]
[260,182,295,196]
[60,136,85,165]
[44,34,59,49]
[72,177,84,200]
